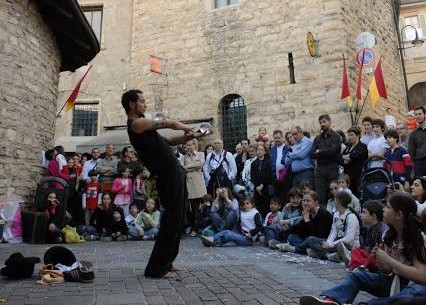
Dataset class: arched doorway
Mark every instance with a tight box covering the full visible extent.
[220,94,247,152]
[408,82,426,109]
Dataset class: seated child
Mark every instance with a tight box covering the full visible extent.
[136,198,160,240]
[111,207,128,241]
[126,202,144,240]
[326,180,339,214]
[200,197,262,247]
[196,194,214,233]
[78,192,114,241]
[299,194,426,305]
[263,197,283,247]
[299,179,313,196]
[293,191,360,262]
[337,200,387,268]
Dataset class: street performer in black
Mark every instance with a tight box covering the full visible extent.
[122,89,205,278]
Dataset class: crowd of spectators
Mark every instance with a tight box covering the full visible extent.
[39,106,426,304]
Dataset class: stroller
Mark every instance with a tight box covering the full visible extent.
[358,156,394,204]
[22,177,69,243]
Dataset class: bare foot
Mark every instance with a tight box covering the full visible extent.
[169,266,181,272]
[161,271,177,279]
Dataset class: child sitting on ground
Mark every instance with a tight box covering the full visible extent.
[298,191,360,262]
[136,198,160,240]
[45,191,70,243]
[126,202,144,240]
[337,200,388,268]
[299,193,426,305]
[111,207,128,241]
[263,197,283,247]
[196,194,214,233]
[299,180,313,196]
[274,188,303,249]
[200,197,263,247]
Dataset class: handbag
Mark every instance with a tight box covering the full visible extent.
[62,225,85,244]
[349,248,378,272]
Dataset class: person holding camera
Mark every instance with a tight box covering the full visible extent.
[201,187,239,236]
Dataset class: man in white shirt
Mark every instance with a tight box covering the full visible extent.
[82,147,101,182]
[203,139,237,195]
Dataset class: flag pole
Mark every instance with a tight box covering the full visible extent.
[349,107,355,127]
[355,87,371,126]
[56,65,93,117]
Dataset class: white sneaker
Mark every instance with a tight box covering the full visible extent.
[326,252,341,263]
[200,235,215,247]
[278,243,295,252]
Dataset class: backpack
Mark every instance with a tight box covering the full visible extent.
[207,151,233,194]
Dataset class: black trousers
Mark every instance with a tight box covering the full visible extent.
[144,167,187,278]
[314,164,339,205]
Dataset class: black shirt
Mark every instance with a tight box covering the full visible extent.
[127,119,178,176]
[311,129,342,166]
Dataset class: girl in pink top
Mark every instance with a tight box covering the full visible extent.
[112,167,133,217]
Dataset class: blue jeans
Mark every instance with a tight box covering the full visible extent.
[209,210,238,232]
[322,269,426,305]
[288,233,305,247]
[128,225,141,238]
[144,227,159,237]
[264,226,288,244]
[213,230,253,246]
[76,225,98,236]
[292,169,314,188]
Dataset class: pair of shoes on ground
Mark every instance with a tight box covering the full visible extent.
[63,261,95,283]
[200,235,215,247]
[268,239,280,249]
[276,243,295,253]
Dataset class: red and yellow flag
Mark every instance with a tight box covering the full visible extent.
[369,59,387,107]
[341,54,353,107]
[65,65,92,112]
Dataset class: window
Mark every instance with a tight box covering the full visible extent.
[220,95,247,152]
[82,6,103,42]
[72,103,98,136]
[404,16,423,41]
[215,0,238,9]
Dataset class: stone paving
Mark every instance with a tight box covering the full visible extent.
[0,237,369,305]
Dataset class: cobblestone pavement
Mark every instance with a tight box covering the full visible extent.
[0,237,368,305]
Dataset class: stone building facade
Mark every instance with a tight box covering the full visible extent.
[0,0,98,198]
[56,0,407,152]
[400,0,426,109]
[55,0,134,151]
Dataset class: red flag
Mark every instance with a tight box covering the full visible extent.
[356,49,365,101]
[369,59,387,107]
[150,56,161,74]
[341,54,353,107]
[65,65,92,112]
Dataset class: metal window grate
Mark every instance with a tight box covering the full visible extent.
[72,103,98,136]
[220,95,247,152]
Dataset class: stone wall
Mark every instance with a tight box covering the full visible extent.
[131,0,406,139]
[0,0,61,198]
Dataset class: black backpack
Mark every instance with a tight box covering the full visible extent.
[207,151,232,194]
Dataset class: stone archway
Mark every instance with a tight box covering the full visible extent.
[408,82,426,109]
